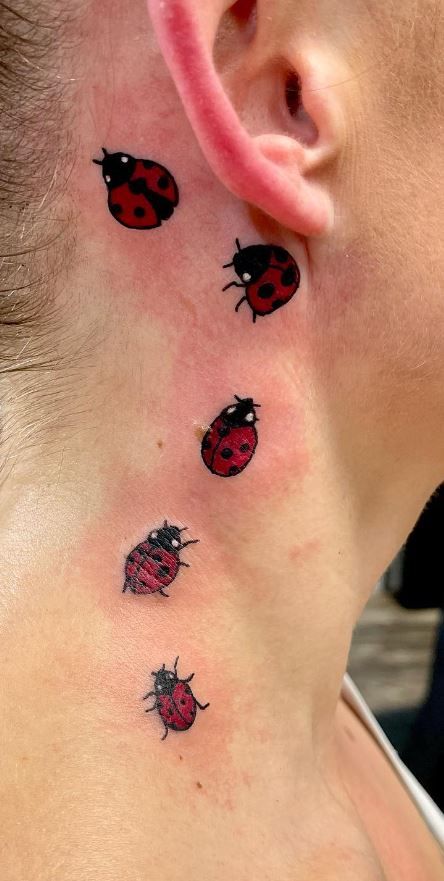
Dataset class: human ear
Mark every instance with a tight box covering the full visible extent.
[147,0,345,236]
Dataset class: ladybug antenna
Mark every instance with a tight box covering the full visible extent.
[179,526,188,532]
[163,519,168,528]
[235,238,241,251]
[92,147,108,166]
[173,656,179,673]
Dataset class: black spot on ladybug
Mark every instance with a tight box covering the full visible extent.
[258,283,275,299]
[240,443,250,452]
[180,699,186,705]
[274,246,288,262]
[168,708,174,716]
[221,447,233,459]
[229,465,240,475]
[281,266,296,286]
[159,565,170,576]
[93,148,179,231]
[151,553,162,562]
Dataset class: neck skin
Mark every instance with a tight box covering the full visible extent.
[0,10,443,881]
[0,267,439,880]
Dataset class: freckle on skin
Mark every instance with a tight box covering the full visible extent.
[194,423,210,441]
[179,755,183,761]
[196,781,203,790]
[157,439,163,448]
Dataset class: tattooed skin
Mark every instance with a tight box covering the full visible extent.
[201,396,260,477]
[223,239,300,322]
[93,148,179,229]
[123,521,198,597]
[144,657,209,740]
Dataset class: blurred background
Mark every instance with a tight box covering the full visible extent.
[348,486,444,810]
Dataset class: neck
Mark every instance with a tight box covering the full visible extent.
[0,277,440,879]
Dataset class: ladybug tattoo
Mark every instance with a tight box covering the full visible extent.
[201,395,260,478]
[93,148,179,230]
[123,521,198,597]
[223,239,300,322]
[144,657,209,740]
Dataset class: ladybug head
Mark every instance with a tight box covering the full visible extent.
[92,148,136,188]
[147,521,187,554]
[222,396,260,427]
[152,659,179,695]
[230,239,269,284]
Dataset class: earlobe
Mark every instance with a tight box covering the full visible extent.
[147,0,343,236]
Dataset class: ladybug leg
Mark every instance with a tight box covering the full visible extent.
[235,296,248,313]
[196,699,210,711]
[179,561,190,567]
[222,281,245,291]
[252,311,257,323]
[222,260,234,268]
[161,724,169,741]
[143,691,158,712]
[181,539,199,548]
[159,588,170,598]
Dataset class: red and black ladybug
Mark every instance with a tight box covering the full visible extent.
[143,656,209,740]
[93,148,179,230]
[123,521,198,597]
[223,239,300,322]
[201,395,260,478]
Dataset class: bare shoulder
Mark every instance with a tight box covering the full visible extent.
[334,696,444,881]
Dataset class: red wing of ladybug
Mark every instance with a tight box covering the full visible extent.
[158,692,193,731]
[124,543,179,594]
[247,259,300,317]
[107,160,178,230]
[107,182,160,229]
[210,424,257,477]
[172,681,197,726]
[201,415,226,471]
[133,159,179,211]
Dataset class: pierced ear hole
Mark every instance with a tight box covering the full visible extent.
[285,71,302,118]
